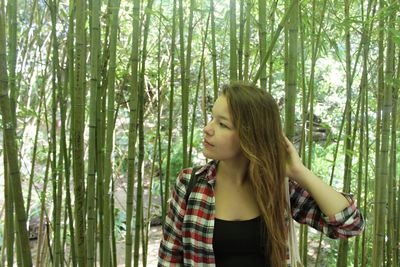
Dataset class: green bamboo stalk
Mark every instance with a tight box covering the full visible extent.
[298,2,308,260]
[0,3,33,265]
[361,76,370,267]
[7,0,16,125]
[243,0,251,82]
[353,2,374,266]
[284,0,289,97]
[97,0,112,263]
[30,46,50,267]
[47,0,65,265]
[35,150,51,267]
[337,0,353,264]
[252,0,296,83]
[86,0,101,265]
[178,0,188,168]
[229,0,237,80]
[268,1,277,92]
[202,62,207,125]
[298,1,306,155]
[36,96,52,266]
[284,0,298,140]
[184,0,195,168]
[156,0,165,220]
[3,143,14,267]
[189,12,210,166]
[302,0,328,264]
[65,1,76,265]
[3,0,16,265]
[238,0,244,81]
[15,0,38,108]
[102,0,120,265]
[354,76,365,267]
[387,64,397,267]
[298,4,307,260]
[126,0,141,264]
[210,0,218,100]
[26,75,46,216]
[258,0,267,89]
[134,1,154,265]
[382,1,396,265]
[72,0,87,264]
[144,131,160,267]
[134,50,144,265]
[111,180,117,267]
[163,0,177,222]
[373,0,384,255]
[372,0,389,265]
[392,50,400,267]
[144,12,166,255]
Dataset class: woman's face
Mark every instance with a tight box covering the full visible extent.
[202,96,243,162]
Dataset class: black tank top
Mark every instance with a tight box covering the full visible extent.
[213,216,270,267]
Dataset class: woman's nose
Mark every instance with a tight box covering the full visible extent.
[203,121,213,136]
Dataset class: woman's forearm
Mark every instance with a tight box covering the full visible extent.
[292,167,350,217]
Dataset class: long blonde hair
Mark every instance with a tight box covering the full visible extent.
[222,82,287,267]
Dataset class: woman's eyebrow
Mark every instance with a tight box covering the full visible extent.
[211,110,230,122]
[217,115,230,121]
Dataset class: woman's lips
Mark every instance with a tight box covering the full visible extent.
[203,139,214,147]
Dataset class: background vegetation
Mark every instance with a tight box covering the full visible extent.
[0,0,399,266]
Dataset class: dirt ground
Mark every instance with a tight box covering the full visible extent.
[113,179,163,266]
[113,183,163,266]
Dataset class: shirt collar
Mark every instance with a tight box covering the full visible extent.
[195,160,218,186]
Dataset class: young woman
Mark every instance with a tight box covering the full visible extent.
[158,82,364,266]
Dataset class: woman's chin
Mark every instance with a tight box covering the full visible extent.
[202,149,214,160]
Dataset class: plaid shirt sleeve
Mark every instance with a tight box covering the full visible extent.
[289,181,364,239]
[158,170,190,267]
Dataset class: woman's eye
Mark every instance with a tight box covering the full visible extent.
[219,122,228,128]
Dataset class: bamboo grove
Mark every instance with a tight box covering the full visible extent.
[0,0,399,266]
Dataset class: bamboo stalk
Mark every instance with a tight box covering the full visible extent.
[178,0,189,168]
[392,50,400,267]
[372,0,391,265]
[86,0,101,265]
[210,0,218,100]
[134,0,154,265]
[188,12,210,166]
[285,0,298,140]
[252,0,296,83]
[258,0,267,89]
[268,0,277,92]
[183,0,195,168]
[102,0,121,264]
[125,0,141,265]
[163,0,177,222]
[72,0,87,264]
[337,0,353,264]
[243,0,251,82]
[65,1,76,265]
[382,1,396,265]
[0,2,33,265]
[238,0,244,81]
[229,0,237,80]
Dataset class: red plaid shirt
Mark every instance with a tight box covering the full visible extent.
[158,160,364,266]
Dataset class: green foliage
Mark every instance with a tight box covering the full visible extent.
[114,207,126,239]
[0,0,398,265]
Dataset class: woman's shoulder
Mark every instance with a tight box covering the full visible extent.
[181,160,217,177]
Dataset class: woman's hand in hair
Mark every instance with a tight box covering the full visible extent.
[283,135,351,216]
[283,135,306,183]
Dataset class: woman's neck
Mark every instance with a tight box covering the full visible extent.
[217,157,249,186]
